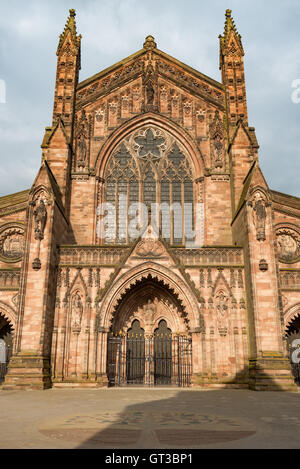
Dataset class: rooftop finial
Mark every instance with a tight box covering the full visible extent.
[69,8,76,17]
[143,35,157,50]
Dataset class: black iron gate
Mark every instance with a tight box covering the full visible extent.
[107,332,192,387]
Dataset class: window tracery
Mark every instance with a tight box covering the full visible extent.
[103,126,195,245]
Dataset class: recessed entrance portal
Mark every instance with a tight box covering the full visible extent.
[106,277,192,387]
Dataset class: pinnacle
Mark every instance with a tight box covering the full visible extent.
[57,9,81,54]
[220,9,244,55]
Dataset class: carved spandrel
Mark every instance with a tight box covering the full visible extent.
[0,227,25,261]
[276,227,300,263]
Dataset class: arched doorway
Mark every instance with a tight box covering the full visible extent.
[0,314,13,384]
[106,277,192,387]
[285,314,300,387]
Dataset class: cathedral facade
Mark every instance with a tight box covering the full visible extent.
[0,9,299,391]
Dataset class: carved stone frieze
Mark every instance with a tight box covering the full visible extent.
[173,247,243,265]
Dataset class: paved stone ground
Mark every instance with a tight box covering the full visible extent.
[0,387,300,449]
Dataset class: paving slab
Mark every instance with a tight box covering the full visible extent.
[0,388,300,449]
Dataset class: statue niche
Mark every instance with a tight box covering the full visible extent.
[252,192,267,241]
[72,292,84,331]
[146,81,155,105]
[77,135,87,169]
[216,291,229,337]
[33,196,47,241]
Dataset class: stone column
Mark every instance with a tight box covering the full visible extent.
[95,328,109,386]
[245,191,296,391]
[4,190,56,390]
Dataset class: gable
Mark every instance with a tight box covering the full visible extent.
[76,47,225,111]
[73,44,228,174]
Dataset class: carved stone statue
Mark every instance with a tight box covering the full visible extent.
[144,299,156,327]
[253,193,267,241]
[33,197,47,240]
[216,291,229,337]
[72,292,83,328]
[213,135,224,168]
[146,82,155,105]
[77,135,87,169]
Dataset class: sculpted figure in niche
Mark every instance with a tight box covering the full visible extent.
[77,135,87,168]
[72,292,83,327]
[33,196,47,241]
[213,134,224,168]
[144,299,156,326]
[216,291,229,337]
[146,82,155,105]
[253,192,267,241]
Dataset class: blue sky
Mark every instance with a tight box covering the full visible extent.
[0,0,300,197]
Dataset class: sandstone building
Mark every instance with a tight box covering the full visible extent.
[0,10,299,390]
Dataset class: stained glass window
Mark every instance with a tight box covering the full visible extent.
[103,126,194,245]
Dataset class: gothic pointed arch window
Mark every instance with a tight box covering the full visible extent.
[102,126,195,245]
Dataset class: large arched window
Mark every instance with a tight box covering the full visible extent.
[103,126,194,245]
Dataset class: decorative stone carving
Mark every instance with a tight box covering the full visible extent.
[32,258,42,271]
[210,110,225,170]
[136,239,164,258]
[33,195,47,241]
[0,227,25,261]
[276,227,300,263]
[216,291,229,337]
[77,135,87,169]
[196,109,206,122]
[143,299,156,327]
[259,259,268,272]
[95,109,104,123]
[72,292,83,330]
[146,81,155,105]
[75,110,89,171]
[143,35,157,50]
[251,192,267,241]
